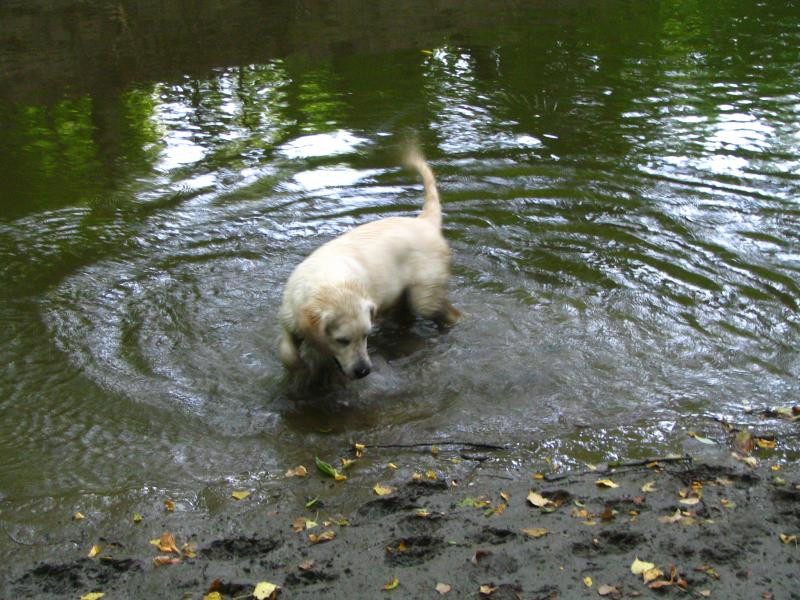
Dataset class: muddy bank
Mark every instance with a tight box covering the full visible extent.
[3,440,799,600]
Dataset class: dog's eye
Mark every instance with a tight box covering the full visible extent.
[335,337,350,346]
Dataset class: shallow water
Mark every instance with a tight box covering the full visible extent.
[1,0,799,558]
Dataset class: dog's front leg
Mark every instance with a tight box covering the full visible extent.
[279,328,304,369]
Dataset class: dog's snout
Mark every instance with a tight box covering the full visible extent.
[353,363,371,379]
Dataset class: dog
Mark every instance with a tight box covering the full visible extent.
[278,146,460,379]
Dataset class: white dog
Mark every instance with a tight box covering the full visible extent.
[278,147,460,379]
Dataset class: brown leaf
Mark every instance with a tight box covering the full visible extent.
[471,549,491,565]
[156,532,180,554]
[153,555,181,567]
[285,465,308,477]
[308,530,335,544]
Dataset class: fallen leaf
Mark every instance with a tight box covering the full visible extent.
[598,584,618,596]
[526,491,552,507]
[304,496,319,508]
[153,532,180,554]
[285,465,308,477]
[164,499,176,512]
[315,456,347,481]
[500,491,510,503]
[132,512,143,523]
[308,530,335,544]
[643,567,664,583]
[88,544,101,558]
[387,462,397,470]
[253,581,280,600]
[735,430,755,453]
[431,445,439,456]
[292,517,317,532]
[340,457,356,469]
[299,559,315,571]
[641,481,657,493]
[694,565,720,579]
[720,498,736,509]
[73,512,85,521]
[756,437,776,449]
[471,549,491,565]
[80,594,104,600]
[181,543,197,558]
[522,527,548,538]
[426,470,438,480]
[596,479,619,489]
[354,443,365,457]
[732,452,758,468]
[630,558,656,575]
[600,506,616,521]
[415,509,431,518]
[479,584,497,596]
[779,533,797,544]
[533,472,546,480]
[153,555,181,567]
[461,496,491,508]
[584,576,593,587]
[231,490,251,501]
[679,497,701,506]
[688,431,715,445]
[382,576,399,591]
[699,590,711,597]
[435,582,451,594]
[411,472,423,481]
[373,484,395,496]
[202,593,222,600]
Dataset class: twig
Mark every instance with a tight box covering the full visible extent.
[363,441,509,451]
[544,455,692,482]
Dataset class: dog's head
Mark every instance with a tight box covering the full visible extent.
[300,287,376,379]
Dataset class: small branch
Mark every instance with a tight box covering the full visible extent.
[544,455,693,482]
[363,441,509,451]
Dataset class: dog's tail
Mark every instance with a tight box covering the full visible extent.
[404,146,441,229]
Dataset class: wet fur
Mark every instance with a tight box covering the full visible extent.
[278,147,459,379]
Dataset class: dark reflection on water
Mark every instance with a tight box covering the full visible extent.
[1,0,799,563]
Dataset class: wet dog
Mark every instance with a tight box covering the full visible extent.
[278,147,459,379]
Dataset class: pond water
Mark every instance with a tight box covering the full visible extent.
[1,0,799,559]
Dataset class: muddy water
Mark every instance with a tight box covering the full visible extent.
[1,0,799,561]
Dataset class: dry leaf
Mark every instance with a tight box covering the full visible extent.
[596,479,619,489]
[132,512,143,523]
[527,491,551,507]
[643,567,664,583]
[679,497,701,506]
[153,555,181,567]
[471,550,491,565]
[479,584,497,596]
[164,499,176,512]
[354,442,365,457]
[308,530,335,544]
[435,582,451,594]
[253,581,280,600]
[299,559,315,571]
[181,543,197,558]
[285,465,308,478]
[732,452,758,468]
[597,584,618,596]
[154,532,180,554]
[231,490,251,501]
[688,431,715,445]
[373,484,394,496]
[203,593,222,600]
[88,544,101,558]
[500,491,510,503]
[756,437,777,449]
[583,576,593,587]
[522,527,548,538]
[80,594,104,600]
[73,511,85,521]
[340,457,356,469]
[292,517,317,532]
[426,470,438,480]
[387,463,397,470]
[779,533,797,544]
[630,558,656,575]
[431,445,439,456]
[382,576,399,591]
[641,481,657,493]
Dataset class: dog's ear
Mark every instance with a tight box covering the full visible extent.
[299,304,333,341]
[363,299,377,324]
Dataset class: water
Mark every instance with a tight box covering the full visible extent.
[1,0,799,562]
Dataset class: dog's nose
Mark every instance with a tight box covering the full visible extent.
[353,364,371,379]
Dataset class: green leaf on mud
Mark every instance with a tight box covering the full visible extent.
[315,456,347,481]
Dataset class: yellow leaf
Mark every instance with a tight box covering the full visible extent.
[479,584,497,595]
[771,465,781,471]
[679,497,701,505]
[231,490,251,501]
[308,530,335,544]
[382,576,399,591]
[435,582,451,594]
[387,463,397,470]
[181,543,197,558]
[285,465,308,477]
[153,532,180,554]
[533,472,545,480]
[643,567,664,583]
[80,594,105,600]
[292,517,317,532]
[373,484,395,496]
[426,470,438,480]
[203,593,222,600]
[780,533,797,544]
[253,581,280,600]
[411,472,423,481]
[583,576,593,587]
[132,512,143,523]
[88,544,101,558]
[164,499,176,512]
[354,442,365,457]
[732,452,758,468]
[500,491,510,503]
[630,557,656,575]
[522,527,548,538]
[641,481,657,493]
[596,479,619,489]
[415,509,431,518]
[340,457,356,469]
[526,491,551,507]
[431,445,439,456]
[73,512,85,521]
[756,437,776,449]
